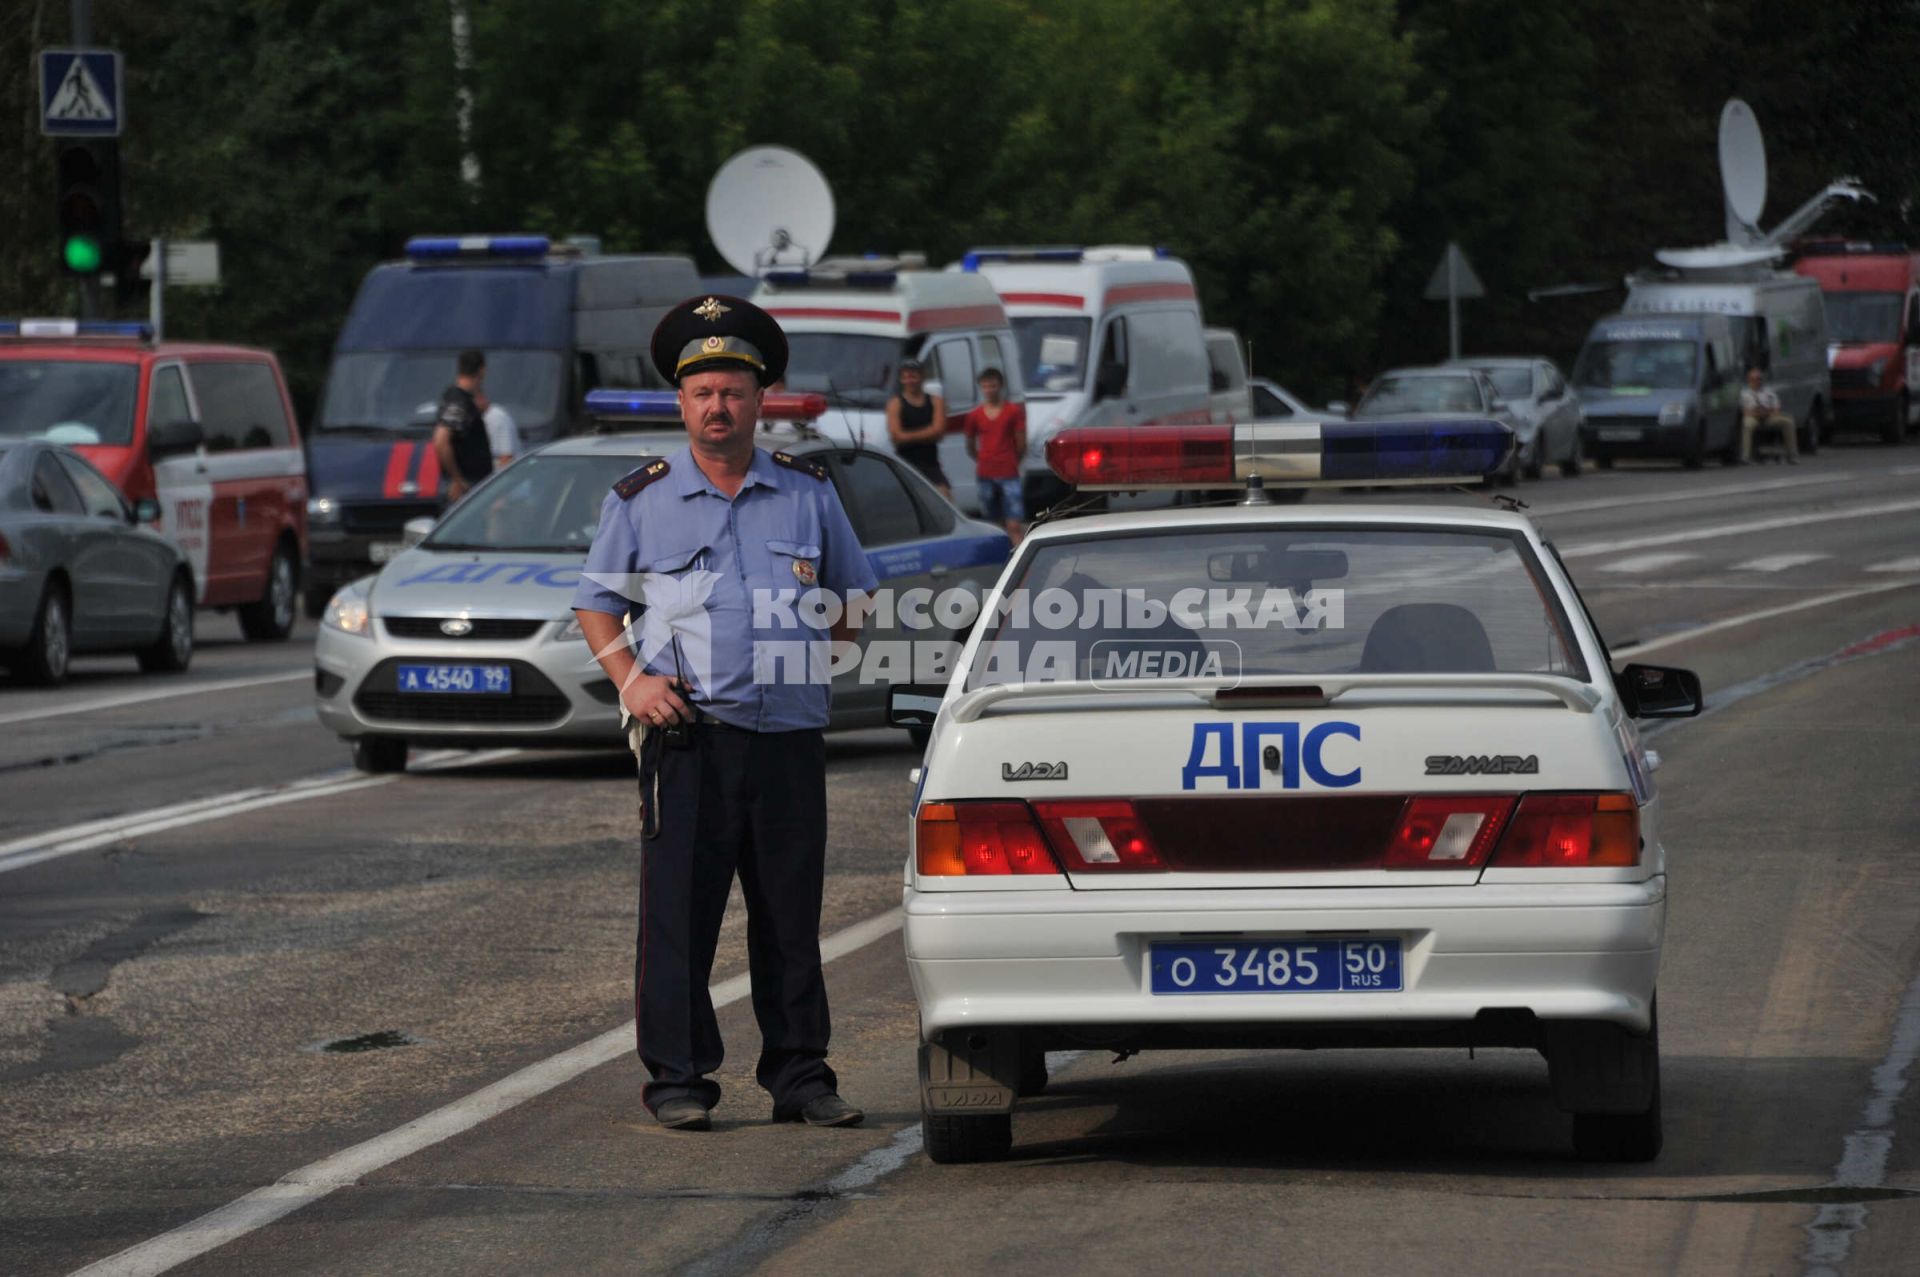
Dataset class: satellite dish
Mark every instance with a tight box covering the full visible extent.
[706,146,835,277]
[1718,99,1768,230]
[1654,245,1782,271]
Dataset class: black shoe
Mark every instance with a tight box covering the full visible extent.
[779,1093,864,1127]
[654,1097,711,1130]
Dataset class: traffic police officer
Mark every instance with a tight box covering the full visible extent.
[573,296,877,1132]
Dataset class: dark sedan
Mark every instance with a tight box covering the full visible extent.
[0,441,194,685]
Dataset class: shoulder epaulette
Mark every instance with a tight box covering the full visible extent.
[613,458,671,499]
[771,450,828,480]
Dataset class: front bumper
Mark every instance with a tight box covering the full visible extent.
[313,617,625,747]
[905,878,1665,1038]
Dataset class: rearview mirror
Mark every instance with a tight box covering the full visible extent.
[1615,663,1704,718]
[1208,547,1350,587]
[147,418,203,457]
[888,683,946,730]
[132,497,161,524]
[401,516,435,548]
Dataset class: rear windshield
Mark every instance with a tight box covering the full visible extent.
[0,360,138,445]
[965,526,1586,689]
[425,452,657,553]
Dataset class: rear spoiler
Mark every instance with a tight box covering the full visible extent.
[948,674,1601,723]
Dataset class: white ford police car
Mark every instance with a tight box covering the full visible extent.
[889,419,1700,1165]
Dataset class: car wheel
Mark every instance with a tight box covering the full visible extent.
[1016,1043,1049,1098]
[240,544,297,641]
[1884,394,1906,446]
[1803,401,1824,454]
[1573,1076,1663,1163]
[1594,448,1614,470]
[908,725,931,752]
[14,584,72,686]
[1683,422,1706,469]
[1524,436,1545,481]
[1560,430,1584,478]
[1552,997,1663,1163]
[351,736,408,773]
[137,574,195,673]
[922,1112,1012,1164]
[304,586,333,620]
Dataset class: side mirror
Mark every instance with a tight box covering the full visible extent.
[1327,400,1350,416]
[887,683,946,731]
[147,418,204,457]
[1489,397,1510,412]
[1615,663,1704,719]
[401,516,436,548]
[132,497,161,524]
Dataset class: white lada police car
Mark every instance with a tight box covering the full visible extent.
[315,391,1010,771]
[889,419,1700,1164]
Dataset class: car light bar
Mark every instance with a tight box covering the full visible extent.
[961,245,1173,270]
[0,318,153,340]
[583,389,829,422]
[1044,420,1515,490]
[762,268,898,289]
[405,234,551,260]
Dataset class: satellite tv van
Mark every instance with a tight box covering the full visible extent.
[1616,268,1831,453]
[306,234,699,615]
[1571,312,1745,467]
[1793,241,1920,443]
[960,246,1215,511]
[753,259,1023,516]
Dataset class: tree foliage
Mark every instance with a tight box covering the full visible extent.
[1,0,1915,414]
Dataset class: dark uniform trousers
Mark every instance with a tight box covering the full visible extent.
[637,721,836,1115]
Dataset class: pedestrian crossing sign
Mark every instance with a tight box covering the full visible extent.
[40,48,122,138]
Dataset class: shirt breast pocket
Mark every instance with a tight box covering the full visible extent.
[645,546,709,575]
[765,538,822,588]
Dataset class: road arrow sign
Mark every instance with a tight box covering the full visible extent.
[40,49,123,138]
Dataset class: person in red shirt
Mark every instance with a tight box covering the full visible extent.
[960,366,1027,542]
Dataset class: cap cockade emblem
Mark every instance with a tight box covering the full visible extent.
[693,296,730,322]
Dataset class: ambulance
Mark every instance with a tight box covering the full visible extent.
[960,246,1217,513]
[752,258,1022,515]
[1793,240,1920,443]
[888,415,1695,1166]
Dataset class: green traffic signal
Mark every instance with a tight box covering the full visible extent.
[63,234,104,274]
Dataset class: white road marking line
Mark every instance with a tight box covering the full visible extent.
[0,671,309,727]
[1611,579,1920,657]
[1599,552,1699,574]
[0,748,522,876]
[69,907,906,1277]
[1800,962,1920,1275]
[1731,553,1832,573]
[1559,496,1920,559]
[1537,469,1865,517]
[1865,556,1920,574]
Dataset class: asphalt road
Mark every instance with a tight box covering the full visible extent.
[2,443,1918,1276]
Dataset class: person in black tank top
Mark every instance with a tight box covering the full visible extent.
[887,359,951,497]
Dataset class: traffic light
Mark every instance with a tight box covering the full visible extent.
[55,139,121,277]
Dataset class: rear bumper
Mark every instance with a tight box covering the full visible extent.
[904,878,1665,1039]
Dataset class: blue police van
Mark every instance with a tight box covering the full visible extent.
[304,235,700,615]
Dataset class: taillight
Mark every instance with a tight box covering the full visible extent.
[1490,793,1640,867]
[915,801,1061,876]
[0,530,10,563]
[1031,800,1166,872]
[1384,796,1515,869]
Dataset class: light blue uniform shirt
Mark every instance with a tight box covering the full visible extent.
[573,446,878,732]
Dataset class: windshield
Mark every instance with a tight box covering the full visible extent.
[0,361,139,445]
[781,334,916,409]
[1011,317,1093,395]
[966,527,1584,689]
[1572,339,1699,392]
[1479,367,1532,400]
[1356,375,1483,416]
[318,350,565,432]
[1824,291,1903,345]
[426,452,661,552]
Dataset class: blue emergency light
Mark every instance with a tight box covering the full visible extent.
[405,234,551,261]
[1046,420,1515,491]
[961,247,1086,271]
[0,318,153,340]
[584,389,681,419]
[761,269,898,289]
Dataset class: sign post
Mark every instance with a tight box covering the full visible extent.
[139,241,221,341]
[1423,242,1486,362]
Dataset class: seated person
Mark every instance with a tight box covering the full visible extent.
[1738,366,1798,464]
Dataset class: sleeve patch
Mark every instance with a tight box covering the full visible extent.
[771,450,829,480]
[613,458,672,499]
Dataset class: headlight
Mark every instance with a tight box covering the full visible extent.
[1869,358,1889,383]
[306,496,342,524]
[1658,400,1691,426]
[322,581,373,637]
[550,615,585,643]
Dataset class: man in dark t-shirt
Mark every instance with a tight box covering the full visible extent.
[434,349,495,501]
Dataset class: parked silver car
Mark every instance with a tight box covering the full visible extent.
[1451,356,1585,478]
[1352,367,1529,485]
[0,441,194,684]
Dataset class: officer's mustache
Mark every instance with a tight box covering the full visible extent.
[702,411,734,428]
